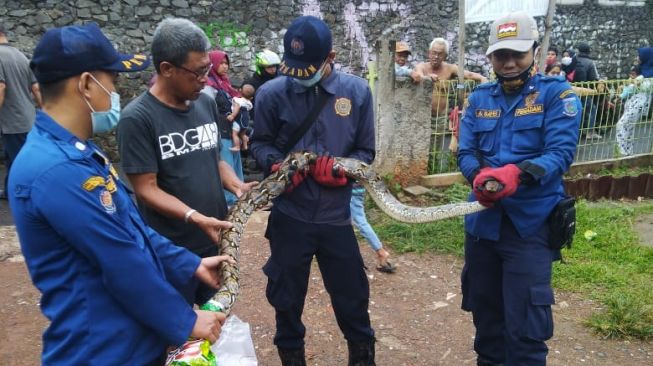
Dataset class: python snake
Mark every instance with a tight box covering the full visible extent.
[211,152,487,313]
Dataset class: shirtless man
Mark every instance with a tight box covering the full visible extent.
[415,37,488,117]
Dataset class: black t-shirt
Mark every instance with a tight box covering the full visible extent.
[117,91,228,253]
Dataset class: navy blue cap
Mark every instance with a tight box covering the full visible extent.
[279,16,332,80]
[30,23,150,84]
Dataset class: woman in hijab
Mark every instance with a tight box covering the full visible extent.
[202,50,244,206]
[638,47,653,78]
[615,65,652,156]
[561,49,577,82]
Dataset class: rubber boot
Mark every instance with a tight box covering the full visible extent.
[347,339,376,366]
[277,347,306,366]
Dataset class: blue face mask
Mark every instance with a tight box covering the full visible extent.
[294,61,327,88]
[82,74,121,134]
[295,69,323,88]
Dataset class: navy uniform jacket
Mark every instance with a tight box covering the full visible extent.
[458,74,581,240]
[250,69,375,224]
[9,111,200,365]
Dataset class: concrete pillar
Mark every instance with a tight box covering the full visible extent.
[373,38,433,185]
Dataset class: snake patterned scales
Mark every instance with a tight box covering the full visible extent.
[211,152,487,313]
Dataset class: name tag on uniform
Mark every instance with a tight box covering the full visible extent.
[515,104,543,117]
[476,109,501,118]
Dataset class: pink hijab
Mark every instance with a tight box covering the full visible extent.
[207,50,241,98]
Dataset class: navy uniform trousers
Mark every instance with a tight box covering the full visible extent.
[263,209,374,349]
[462,214,555,366]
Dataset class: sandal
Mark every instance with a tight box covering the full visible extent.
[376,261,396,274]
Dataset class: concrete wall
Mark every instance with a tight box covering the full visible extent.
[374,39,432,184]
[2,0,651,169]
[2,0,651,83]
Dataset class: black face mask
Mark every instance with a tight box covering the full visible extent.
[496,61,535,93]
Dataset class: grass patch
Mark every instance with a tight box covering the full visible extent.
[566,165,653,180]
[367,183,468,255]
[367,191,653,340]
[554,200,653,340]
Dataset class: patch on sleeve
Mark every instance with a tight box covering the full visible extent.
[99,189,116,214]
[82,176,106,191]
[562,97,578,117]
[559,89,575,99]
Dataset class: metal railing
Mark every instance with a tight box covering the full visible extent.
[428,78,653,175]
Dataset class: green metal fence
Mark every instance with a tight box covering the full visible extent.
[428,78,653,175]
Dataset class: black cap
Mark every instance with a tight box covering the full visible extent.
[279,16,332,80]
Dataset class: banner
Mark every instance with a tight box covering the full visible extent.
[465,0,548,23]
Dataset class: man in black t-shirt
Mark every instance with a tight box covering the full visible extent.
[117,18,255,306]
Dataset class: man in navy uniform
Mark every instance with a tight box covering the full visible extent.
[250,16,376,366]
[457,11,581,366]
[9,23,231,365]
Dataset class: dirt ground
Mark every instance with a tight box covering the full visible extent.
[1,198,652,365]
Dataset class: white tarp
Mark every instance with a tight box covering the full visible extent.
[465,0,549,24]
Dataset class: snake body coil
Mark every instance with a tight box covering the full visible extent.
[212,152,486,313]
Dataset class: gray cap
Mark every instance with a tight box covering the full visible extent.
[486,11,539,56]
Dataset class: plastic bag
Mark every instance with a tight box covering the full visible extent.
[211,315,258,366]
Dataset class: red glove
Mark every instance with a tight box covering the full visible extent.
[310,156,348,187]
[286,168,307,193]
[271,162,306,193]
[472,167,495,207]
[473,164,521,203]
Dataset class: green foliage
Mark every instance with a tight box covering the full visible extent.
[428,150,458,175]
[382,174,403,195]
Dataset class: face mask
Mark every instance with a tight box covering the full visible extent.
[496,62,535,93]
[81,74,121,134]
[561,57,572,66]
[294,61,327,88]
[295,69,323,88]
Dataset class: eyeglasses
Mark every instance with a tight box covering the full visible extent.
[174,63,213,81]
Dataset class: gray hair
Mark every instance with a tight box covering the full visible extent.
[152,18,210,73]
[429,37,449,54]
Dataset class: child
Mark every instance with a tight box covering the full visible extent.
[230,84,255,151]
[350,182,395,273]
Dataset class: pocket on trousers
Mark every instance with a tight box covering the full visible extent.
[262,259,293,311]
[460,263,473,312]
[524,285,555,341]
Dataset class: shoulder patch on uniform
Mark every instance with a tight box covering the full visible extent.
[334,97,352,117]
[82,176,106,191]
[562,97,578,117]
[559,89,575,99]
[99,189,116,214]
